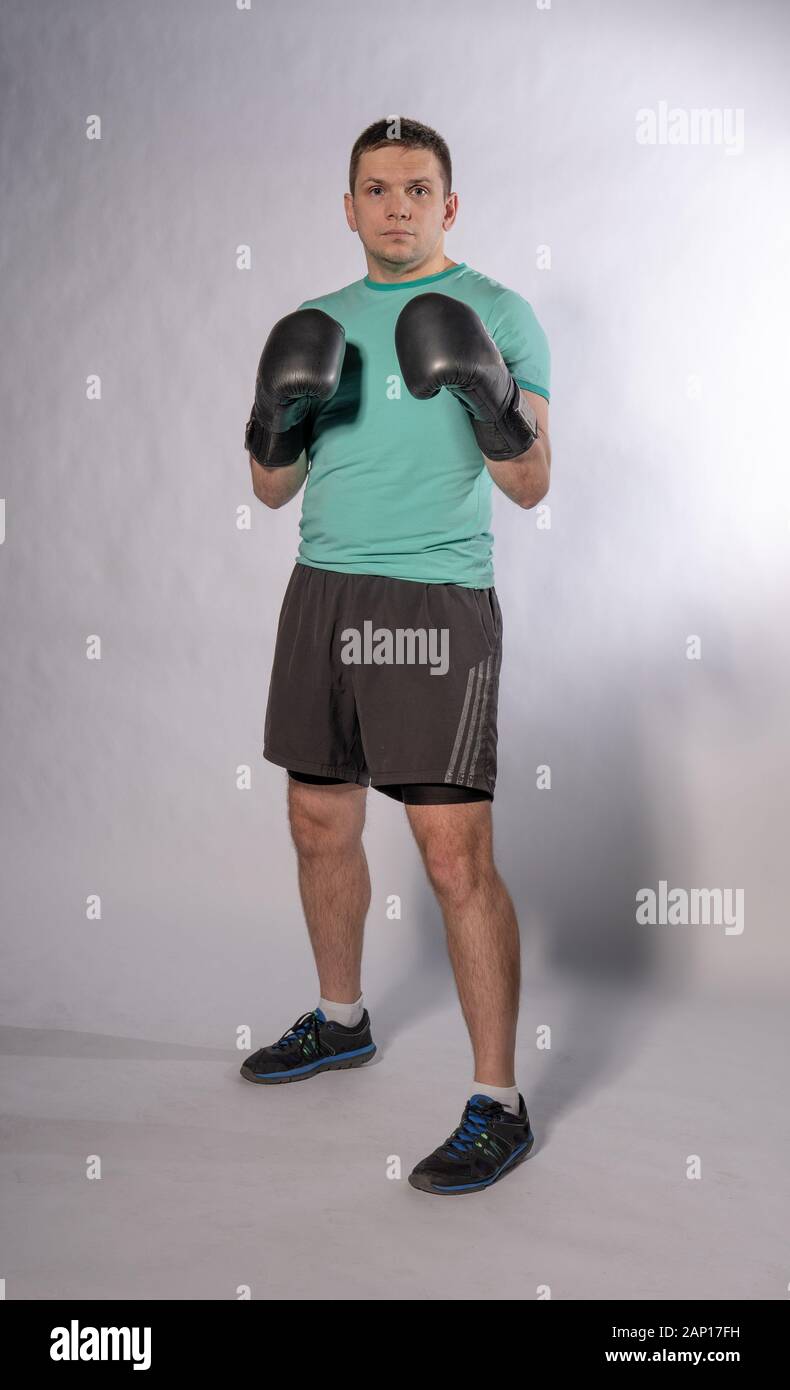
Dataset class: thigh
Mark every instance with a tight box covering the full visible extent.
[287,771,368,844]
[404,796,495,865]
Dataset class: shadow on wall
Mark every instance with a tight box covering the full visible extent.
[368,610,699,1138]
[502,685,666,983]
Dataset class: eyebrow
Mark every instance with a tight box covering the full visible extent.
[360,176,435,186]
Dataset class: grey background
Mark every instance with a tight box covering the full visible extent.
[1,0,788,1300]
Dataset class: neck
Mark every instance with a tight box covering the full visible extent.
[365,253,456,284]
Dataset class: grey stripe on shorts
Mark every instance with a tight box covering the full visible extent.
[444,656,492,785]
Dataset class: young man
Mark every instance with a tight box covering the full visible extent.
[240,117,551,1196]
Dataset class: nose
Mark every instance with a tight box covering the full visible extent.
[385,197,411,220]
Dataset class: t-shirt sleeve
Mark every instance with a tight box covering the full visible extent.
[484,289,551,401]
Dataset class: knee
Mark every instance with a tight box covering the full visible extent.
[422,842,488,904]
[288,791,362,860]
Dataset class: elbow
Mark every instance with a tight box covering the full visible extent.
[518,475,550,509]
[520,484,549,510]
[254,490,285,510]
[520,456,550,508]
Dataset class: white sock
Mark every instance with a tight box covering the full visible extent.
[318,993,364,1027]
[471,1081,521,1117]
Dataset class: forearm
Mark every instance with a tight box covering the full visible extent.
[484,387,551,508]
[249,451,308,508]
[484,437,550,508]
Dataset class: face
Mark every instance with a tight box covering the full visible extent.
[344,144,457,276]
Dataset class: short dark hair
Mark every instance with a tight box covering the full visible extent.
[349,116,452,199]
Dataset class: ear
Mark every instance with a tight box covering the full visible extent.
[343,191,358,232]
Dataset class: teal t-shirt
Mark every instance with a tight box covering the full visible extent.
[295,262,550,587]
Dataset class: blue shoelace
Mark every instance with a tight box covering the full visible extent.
[445,1103,497,1155]
[275,1011,320,1050]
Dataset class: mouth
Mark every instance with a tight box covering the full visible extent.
[382,230,413,237]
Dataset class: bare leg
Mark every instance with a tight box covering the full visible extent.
[405,800,520,1087]
[287,778,370,1002]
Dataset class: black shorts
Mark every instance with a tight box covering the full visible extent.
[263,563,503,799]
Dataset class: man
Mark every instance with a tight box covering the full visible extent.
[240,117,551,1196]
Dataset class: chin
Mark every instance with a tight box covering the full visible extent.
[380,243,417,260]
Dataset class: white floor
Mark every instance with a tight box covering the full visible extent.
[1,982,786,1300]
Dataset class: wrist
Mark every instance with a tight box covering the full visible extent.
[245,410,307,467]
[471,377,538,461]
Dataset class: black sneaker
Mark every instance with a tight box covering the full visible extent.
[239,1007,376,1084]
[408,1092,534,1195]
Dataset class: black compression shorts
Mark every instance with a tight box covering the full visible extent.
[287,769,491,805]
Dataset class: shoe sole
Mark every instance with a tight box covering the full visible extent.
[408,1135,535,1195]
[239,1044,377,1084]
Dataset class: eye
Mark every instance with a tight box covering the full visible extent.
[411,187,428,196]
[369,186,383,195]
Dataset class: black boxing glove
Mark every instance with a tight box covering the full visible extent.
[245,308,346,466]
[394,292,538,461]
